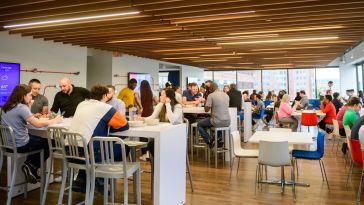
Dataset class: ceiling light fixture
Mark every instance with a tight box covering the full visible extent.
[162,57,200,60]
[154,47,222,52]
[3,11,140,28]
[207,34,279,41]
[200,53,235,57]
[251,46,330,51]
[172,11,255,24]
[228,25,344,36]
[108,37,166,43]
[218,36,339,45]
[193,59,228,62]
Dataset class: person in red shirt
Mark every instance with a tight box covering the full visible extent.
[318,94,337,131]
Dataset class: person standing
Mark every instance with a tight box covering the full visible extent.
[227,84,242,112]
[117,78,142,116]
[139,80,158,117]
[28,79,49,117]
[51,77,90,118]
[106,85,126,116]
[320,81,333,100]
[198,82,230,148]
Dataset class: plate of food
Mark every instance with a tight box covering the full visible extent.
[128,120,145,127]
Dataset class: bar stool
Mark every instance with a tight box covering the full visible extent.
[208,126,231,168]
[0,125,45,205]
[191,122,208,160]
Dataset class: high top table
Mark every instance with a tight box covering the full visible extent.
[27,120,187,205]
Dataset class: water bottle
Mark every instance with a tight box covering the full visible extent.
[129,107,137,121]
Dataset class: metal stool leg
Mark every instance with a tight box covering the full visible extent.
[186,154,194,192]
[6,157,17,205]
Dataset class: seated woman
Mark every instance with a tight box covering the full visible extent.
[138,88,183,156]
[318,95,337,131]
[1,84,62,183]
[278,94,299,132]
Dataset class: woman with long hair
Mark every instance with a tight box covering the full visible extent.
[139,80,158,117]
[140,88,183,156]
[1,84,62,183]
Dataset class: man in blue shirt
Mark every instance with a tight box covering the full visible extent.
[182,82,204,106]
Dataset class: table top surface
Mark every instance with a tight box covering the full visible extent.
[182,107,210,114]
[292,110,326,116]
[248,131,314,145]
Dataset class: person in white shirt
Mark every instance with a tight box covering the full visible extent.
[137,88,183,159]
[320,81,333,100]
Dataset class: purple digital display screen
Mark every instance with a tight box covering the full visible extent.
[0,62,20,107]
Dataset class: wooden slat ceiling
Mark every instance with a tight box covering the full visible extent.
[1,0,364,70]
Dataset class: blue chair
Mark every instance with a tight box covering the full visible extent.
[263,100,273,107]
[308,99,321,110]
[292,132,329,189]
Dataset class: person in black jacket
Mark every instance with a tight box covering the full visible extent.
[227,84,242,112]
[332,92,344,114]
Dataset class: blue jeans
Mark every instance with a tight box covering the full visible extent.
[17,134,49,169]
[197,118,222,144]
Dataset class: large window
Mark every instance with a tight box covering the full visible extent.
[262,69,287,94]
[315,68,340,98]
[213,71,237,90]
[237,70,262,93]
[204,71,213,81]
[357,64,363,92]
[288,69,316,99]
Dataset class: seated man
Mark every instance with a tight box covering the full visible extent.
[182,82,204,106]
[68,85,129,192]
[198,82,230,148]
[106,85,126,116]
[29,79,49,117]
[318,95,337,131]
[343,96,362,130]
[296,90,309,110]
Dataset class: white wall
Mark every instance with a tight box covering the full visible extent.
[339,64,357,94]
[329,39,364,95]
[112,54,204,92]
[87,49,112,89]
[0,31,87,106]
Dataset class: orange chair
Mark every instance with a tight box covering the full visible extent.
[347,139,362,188]
[301,112,318,132]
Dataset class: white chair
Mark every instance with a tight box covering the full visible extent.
[89,137,141,205]
[332,119,346,155]
[60,131,91,205]
[0,125,45,205]
[229,131,258,179]
[41,127,68,205]
[255,140,295,201]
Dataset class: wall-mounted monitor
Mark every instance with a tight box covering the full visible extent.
[0,62,20,107]
[128,72,152,92]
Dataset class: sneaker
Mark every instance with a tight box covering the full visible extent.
[139,153,150,162]
[263,118,269,126]
[72,180,86,193]
[22,163,39,184]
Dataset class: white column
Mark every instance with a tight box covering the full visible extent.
[244,102,252,142]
